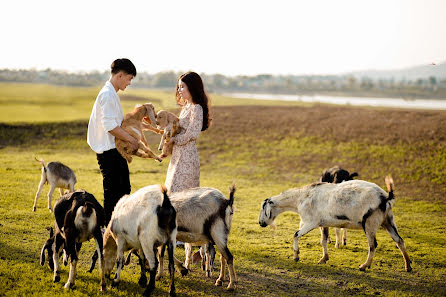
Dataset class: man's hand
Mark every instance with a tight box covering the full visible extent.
[109,126,140,151]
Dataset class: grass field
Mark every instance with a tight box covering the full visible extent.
[0,83,445,296]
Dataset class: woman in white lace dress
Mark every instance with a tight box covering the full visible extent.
[165,72,211,193]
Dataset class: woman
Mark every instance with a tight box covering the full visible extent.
[165,72,211,193]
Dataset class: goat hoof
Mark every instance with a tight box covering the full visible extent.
[293,257,300,262]
[215,279,223,286]
[143,286,155,297]
[138,275,148,288]
[335,244,340,249]
[359,265,368,271]
[206,271,211,278]
[100,283,107,292]
[180,268,188,277]
[111,280,120,288]
[32,206,36,212]
[64,282,74,289]
[53,275,60,283]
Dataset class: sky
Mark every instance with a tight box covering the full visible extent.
[2,0,446,76]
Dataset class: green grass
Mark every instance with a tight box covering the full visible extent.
[0,82,445,296]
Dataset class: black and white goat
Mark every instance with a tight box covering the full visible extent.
[40,190,106,290]
[103,185,177,296]
[33,158,77,212]
[319,165,359,248]
[156,185,237,290]
[259,177,412,272]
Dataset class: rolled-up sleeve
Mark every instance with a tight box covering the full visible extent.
[174,104,203,146]
[99,93,119,132]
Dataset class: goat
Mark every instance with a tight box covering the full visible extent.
[40,190,106,290]
[155,110,180,159]
[103,185,177,296]
[184,242,216,274]
[33,157,76,212]
[258,177,412,272]
[115,103,163,163]
[157,185,237,290]
[319,165,359,248]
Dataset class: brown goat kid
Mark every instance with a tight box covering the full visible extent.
[115,103,163,163]
[155,110,180,159]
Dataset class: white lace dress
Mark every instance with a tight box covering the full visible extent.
[165,103,203,193]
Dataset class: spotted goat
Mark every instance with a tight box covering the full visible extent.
[102,185,177,296]
[40,190,106,290]
[319,165,359,248]
[259,177,412,272]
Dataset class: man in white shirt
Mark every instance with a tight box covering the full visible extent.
[87,58,139,225]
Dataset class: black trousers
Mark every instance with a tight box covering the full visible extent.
[96,148,131,226]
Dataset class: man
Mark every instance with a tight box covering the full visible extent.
[87,58,139,225]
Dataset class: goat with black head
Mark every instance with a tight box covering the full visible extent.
[40,190,106,291]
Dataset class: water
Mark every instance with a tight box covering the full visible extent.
[225,93,446,110]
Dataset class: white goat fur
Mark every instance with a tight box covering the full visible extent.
[258,178,412,272]
[157,186,237,290]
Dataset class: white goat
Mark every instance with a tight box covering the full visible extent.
[157,185,237,290]
[258,177,412,272]
[103,185,177,296]
[33,157,76,212]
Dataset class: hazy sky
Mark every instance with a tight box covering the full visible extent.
[2,0,446,76]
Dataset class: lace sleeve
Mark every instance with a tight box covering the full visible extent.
[174,104,203,146]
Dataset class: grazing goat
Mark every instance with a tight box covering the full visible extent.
[157,185,237,290]
[33,158,76,212]
[258,177,412,272]
[103,185,177,296]
[319,165,359,248]
[155,110,180,159]
[40,190,106,290]
[115,103,163,163]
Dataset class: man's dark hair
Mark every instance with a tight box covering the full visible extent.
[111,58,137,77]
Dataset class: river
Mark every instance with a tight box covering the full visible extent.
[225,93,446,110]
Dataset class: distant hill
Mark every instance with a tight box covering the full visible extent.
[348,61,446,81]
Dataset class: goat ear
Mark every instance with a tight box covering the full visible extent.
[40,243,46,266]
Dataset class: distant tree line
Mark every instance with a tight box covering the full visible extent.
[1,68,445,99]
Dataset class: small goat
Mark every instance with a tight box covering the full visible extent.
[319,165,359,248]
[259,177,412,272]
[40,190,106,290]
[115,103,163,163]
[157,185,237,290]
[184,242,216,274]
[155,110,180,159]
[103,185,177,296]
[33,157,76,212]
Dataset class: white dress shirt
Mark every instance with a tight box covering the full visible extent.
[87,81,124,154]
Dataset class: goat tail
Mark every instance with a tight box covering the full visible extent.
[385,175,395,201]
[34,157,46,171]
[228,183,236,206]
[160,184,172,207]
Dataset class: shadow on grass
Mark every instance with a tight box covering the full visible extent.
[235,248,445,296]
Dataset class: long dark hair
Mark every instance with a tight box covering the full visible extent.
[175,72,211,131]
